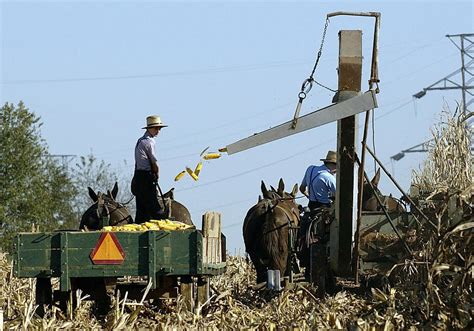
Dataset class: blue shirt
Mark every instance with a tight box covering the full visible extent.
[135,132,158,171]
[301,164,336,203]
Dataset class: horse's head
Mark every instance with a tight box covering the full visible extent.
[158,188,194,226]
[362,169,405,212]
[261,178,298,201]
[362,169,381,211]
[80,182,133,230]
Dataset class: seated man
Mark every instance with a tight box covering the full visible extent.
[298,150,337,282]
[299,150,337,210]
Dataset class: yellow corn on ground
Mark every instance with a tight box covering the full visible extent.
[102,219,192,232]
[186,167,199,181]
[174,170,186,181]
[194,161,203,176]
[203,153,221,160]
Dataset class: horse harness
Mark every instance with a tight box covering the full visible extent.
[95,193,131,226]
[262,198,299,235]
[298,207,333,252]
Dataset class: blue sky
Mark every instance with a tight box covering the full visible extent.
[1,1,472,252]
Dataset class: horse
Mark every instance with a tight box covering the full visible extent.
[243,179,300,284]
[158,188,194,226]
[79,182,133,230]
[362,169,406,212]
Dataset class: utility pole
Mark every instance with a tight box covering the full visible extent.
[413,33,474,116]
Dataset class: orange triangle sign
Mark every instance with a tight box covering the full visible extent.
[90,232,125,265]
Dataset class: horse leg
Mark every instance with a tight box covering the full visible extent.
[248,252,267,284]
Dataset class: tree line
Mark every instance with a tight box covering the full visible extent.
[0,102,133,253]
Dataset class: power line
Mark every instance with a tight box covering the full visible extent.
[413,33,474,116]
[2,60,310,84]
[2,38,445,86]
[174,97,423,193]
[175,137,335,193]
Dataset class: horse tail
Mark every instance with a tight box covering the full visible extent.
[261,200,288,273]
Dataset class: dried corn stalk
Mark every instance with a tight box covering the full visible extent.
[412,107,473,201]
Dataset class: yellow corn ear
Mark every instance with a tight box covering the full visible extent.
[203,153,221,160]
[174,170,186,181]
[194,161,203,176]
[186,167,199,181]
[200,146,210,157]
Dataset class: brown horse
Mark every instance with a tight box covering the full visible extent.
[80,182,133,230]
[158,188,194,226]
[243,179,300,284]
[362,169,405,212]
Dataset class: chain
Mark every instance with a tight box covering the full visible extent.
[314,80,338,93]
[309,16,330,81]
[292,17,331,128]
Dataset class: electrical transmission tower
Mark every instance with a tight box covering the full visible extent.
[391,33,473,161]
[413,33,473,115]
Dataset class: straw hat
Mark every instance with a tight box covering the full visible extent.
[142,115,168,129]
[320,150,337,164]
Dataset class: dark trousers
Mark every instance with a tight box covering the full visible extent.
[298,200,332,279]
[133,170,164,224]
[308,200,331,211]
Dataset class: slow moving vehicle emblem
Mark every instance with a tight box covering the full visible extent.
[90,232,125,265]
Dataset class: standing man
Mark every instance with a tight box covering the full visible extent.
[300,150,337,210]
[132,115,167,224]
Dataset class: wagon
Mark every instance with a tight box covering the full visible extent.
[13,212,226,316]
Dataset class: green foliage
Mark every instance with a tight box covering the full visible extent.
[0,102,77,252]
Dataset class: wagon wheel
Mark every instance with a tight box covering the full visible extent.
[35,278,53,317]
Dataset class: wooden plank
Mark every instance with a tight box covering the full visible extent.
[225,90,377,155]
[196,276,209,309]
[202,212,222,264]
[180,276,194,312]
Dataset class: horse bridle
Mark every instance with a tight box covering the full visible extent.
[95,194,131,225]
[262,198,300,235]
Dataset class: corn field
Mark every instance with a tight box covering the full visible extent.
[0,110,472,330]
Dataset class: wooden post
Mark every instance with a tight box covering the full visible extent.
[202,212,222,264]
[330,30,362,276]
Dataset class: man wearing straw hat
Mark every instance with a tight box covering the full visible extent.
[298,150,337,283]
[132,115,168,224]
[299,150,337,210]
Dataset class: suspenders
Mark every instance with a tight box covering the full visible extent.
[308,166,324,202]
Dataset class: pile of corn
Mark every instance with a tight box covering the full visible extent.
[102,219,192,232]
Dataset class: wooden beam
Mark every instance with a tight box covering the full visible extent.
[225,90,377,155]
[330,30,362,276]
